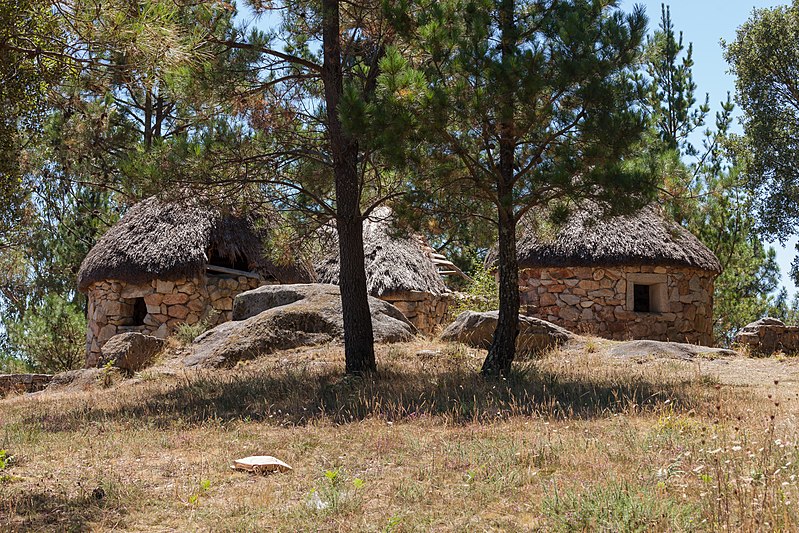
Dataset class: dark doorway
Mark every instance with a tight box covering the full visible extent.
[207,248,250,272]
[132,297,147,325]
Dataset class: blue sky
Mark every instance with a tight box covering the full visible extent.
[620,0,797,296]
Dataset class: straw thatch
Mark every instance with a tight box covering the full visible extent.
[77,197,313,291]
[504,205,721,273]
[315,208,449,297]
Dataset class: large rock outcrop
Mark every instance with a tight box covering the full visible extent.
[439,310,574,355]
[185,284,416,368]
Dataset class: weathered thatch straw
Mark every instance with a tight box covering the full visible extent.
[77,197,312,291]
[506,205,721,272]
[315,208,449,297]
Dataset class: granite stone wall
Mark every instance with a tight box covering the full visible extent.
[519,265,716,345]
[380,291,451,335]
[735,318,799,355]
[0,373,52,396]
[85,273,267,366]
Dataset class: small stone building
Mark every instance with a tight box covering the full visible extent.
[511,206,722,345]
[316,208,451,334]
[77,197,312,365]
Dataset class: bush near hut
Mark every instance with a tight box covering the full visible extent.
[3,294,85,373]
[450,261,500,316]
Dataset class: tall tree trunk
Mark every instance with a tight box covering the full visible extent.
[143,88,153,149]
[322,0,376,374]
[481,188,520,376]
[482,0,519,376]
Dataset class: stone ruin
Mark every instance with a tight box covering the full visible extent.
[0,373,52,397]
[735,317,799,355]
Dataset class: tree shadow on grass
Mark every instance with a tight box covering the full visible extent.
[1,487,123,533]
[20,358,707,433]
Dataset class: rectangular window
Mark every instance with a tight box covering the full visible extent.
[633,284,651,312]
[626,273,669,314]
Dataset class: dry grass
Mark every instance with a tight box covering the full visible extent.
[2,341,799,531]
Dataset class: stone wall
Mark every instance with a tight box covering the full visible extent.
[206,275,265,324]
[380,291,451,335]
[735,318,799,354]
[85,273,267,366]
[0,373,52,396]
[519,265,716,345]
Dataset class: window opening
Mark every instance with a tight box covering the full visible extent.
[132,297,147,325]
[633,284,651,313]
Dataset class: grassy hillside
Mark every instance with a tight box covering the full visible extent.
[2,340,799,531]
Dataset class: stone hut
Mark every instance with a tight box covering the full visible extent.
[77,197,312,365]
[316,209,451,334]
[510,206,722,345]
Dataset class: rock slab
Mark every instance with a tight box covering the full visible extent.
[609,339,737,361]
[186,284,416,368]
[439,310,575,355]
[100,332,166,372]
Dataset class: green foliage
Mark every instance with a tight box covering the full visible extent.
[643,5,781,343]
[392,0,655,373]
[306,468,365,514]
[451,261,499,316]
[174,313,217,345]
[643,4,709,155]
[4,294,86,373]
[724,2,799,267]
[0,0,65,247]
[188,479,211,505]
[767,288,799,326]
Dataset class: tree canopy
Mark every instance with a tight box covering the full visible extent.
[725,1,799,279]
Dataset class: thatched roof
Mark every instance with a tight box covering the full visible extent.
[315,208,449,297]
[505,205,721,273]
[77,197,313,291]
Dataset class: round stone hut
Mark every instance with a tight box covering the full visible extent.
[315,209,451,334]
[77,197,312,365]
[512,206,722,345]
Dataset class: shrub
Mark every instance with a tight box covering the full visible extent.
[450,261,499,316]
[5,294,86,373]
[174,312,218,344]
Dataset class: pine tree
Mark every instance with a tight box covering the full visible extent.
[644,3,781,343]
[393,0,655,375]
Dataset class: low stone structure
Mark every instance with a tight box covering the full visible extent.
[735,317,799,355]
[316,207,451,334]
[85,274,264,355]
[78,197,312,366]
[0,374,53,396]
[500,205,722,345]
[382,291,451,334]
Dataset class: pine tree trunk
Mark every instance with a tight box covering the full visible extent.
[481,205,520,376]
[322,0,376,374]
[481,0,519,376]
